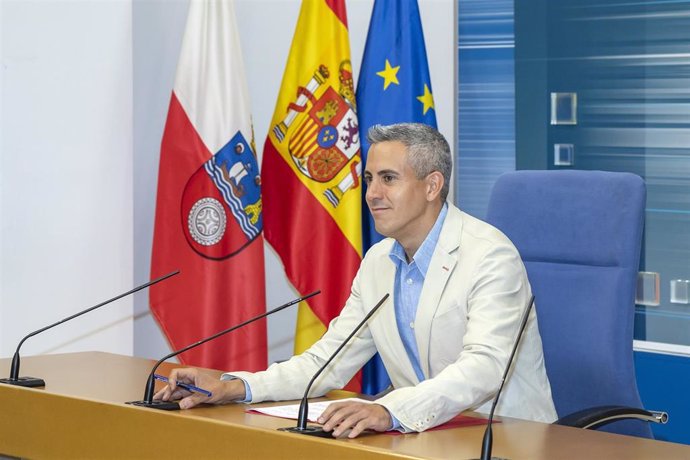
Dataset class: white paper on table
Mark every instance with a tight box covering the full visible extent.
[247,397,372,422]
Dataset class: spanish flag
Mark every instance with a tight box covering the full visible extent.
[262,0,362,374]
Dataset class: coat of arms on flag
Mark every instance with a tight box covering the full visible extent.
[271,61,361,208]
[150,0,266,372]
[181,131,262,260]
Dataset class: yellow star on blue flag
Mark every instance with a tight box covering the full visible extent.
[417,84,435,115]
[376,59,400,90]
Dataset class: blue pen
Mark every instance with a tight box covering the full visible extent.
[153,373,212,398]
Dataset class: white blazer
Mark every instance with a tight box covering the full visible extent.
[227,204,557,431]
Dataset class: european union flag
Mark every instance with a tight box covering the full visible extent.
[356,0,437,395]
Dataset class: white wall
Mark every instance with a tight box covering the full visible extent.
[0,1,134,358]
[0,0,454,365]
[132,0,456,365]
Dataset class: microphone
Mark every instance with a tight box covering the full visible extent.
[279,293,390,437]
[475,295,536,460]
[126,290,321,410]
[0,270,180,388]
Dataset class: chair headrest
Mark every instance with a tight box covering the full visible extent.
[486,170,646,268]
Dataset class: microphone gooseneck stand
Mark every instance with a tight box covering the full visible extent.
[0,270,180,388]
[279,293,390,437]
[127,290,321,410]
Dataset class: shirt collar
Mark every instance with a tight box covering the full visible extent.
[389,203,449,276]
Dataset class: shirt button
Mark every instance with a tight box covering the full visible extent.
[410,322,415,329]
[406,278,413,285]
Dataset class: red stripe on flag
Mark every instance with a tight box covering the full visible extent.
[262,139,359,327]
[150,93,267,371]
[325,0,348,28]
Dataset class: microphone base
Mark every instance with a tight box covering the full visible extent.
[468,458,510,460]
[278,425,334,438]
[0,376,45,387]
[125,400,181,411]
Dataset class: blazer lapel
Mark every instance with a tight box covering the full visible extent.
[414,206,463,378]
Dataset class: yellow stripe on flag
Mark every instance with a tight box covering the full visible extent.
[294,302,327,355]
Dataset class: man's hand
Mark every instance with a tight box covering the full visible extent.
[317,401,393,438]
[153,367,246,409]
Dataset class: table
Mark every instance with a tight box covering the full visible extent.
[0,352,688,459]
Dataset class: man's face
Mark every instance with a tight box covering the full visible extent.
[363,141,433,245]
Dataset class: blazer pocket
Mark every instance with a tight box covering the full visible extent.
[428,305,467,375]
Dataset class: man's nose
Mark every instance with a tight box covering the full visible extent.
[365,178,380,202]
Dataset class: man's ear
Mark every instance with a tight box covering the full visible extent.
[426,171,444,201]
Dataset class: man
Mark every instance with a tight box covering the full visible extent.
[155,123,557,438]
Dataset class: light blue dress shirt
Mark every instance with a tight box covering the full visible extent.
[389,203,448,383]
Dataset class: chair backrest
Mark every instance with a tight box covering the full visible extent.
[485,170,651,438]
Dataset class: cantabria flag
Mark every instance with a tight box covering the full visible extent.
[150,0,267,371]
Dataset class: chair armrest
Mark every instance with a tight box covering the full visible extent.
[555,405,668,430]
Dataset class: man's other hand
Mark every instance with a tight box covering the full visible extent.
[317,401,393,438]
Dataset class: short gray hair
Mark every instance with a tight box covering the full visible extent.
[366,123,452,202]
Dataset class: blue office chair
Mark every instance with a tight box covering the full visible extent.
[485,170,667,438]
